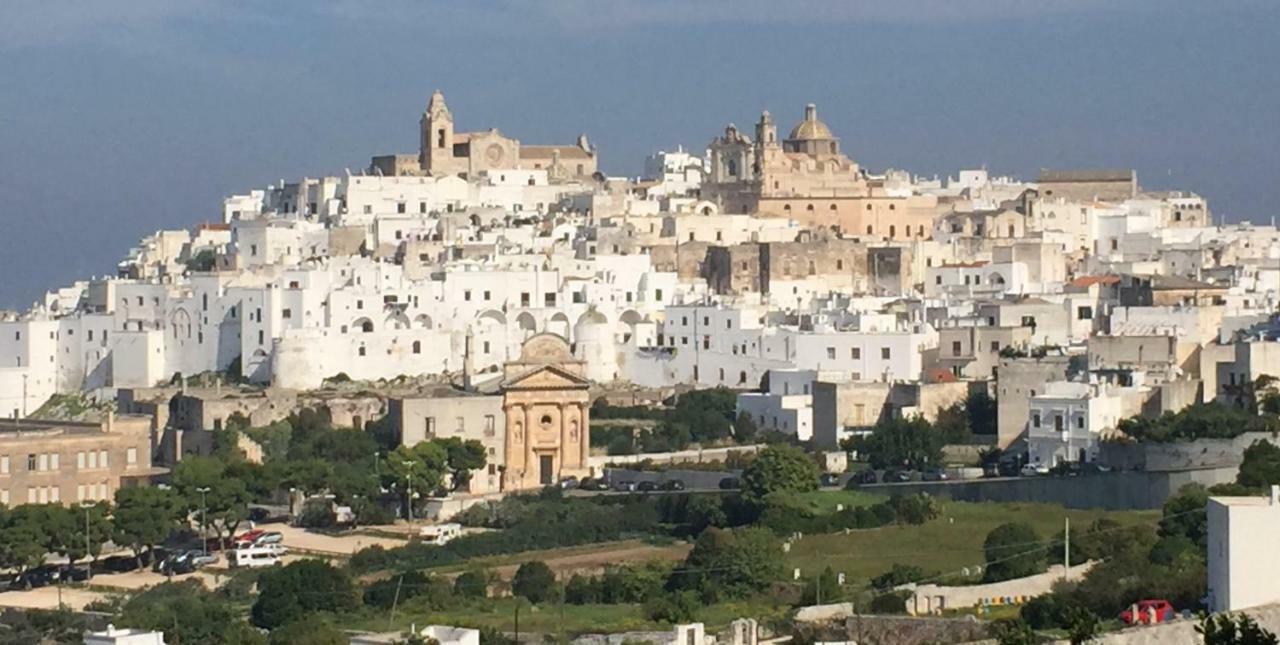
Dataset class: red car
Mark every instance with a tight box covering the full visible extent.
[1120,599,1175,625]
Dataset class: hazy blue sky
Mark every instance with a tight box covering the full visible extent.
[1,1,1277,308]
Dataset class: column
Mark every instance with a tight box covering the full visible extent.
[559,403,570,474]
[524,405,536,487]
[579,401,590,468]
[503,403,518,489]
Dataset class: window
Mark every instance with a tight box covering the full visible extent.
[464,290,472,301]
[1077,306,1093,320]
[936,276,943,285]
[952,341,962,356]
[1032,413,1041,428]
[412,341,421,354]
[358,346,366,357]
[77,452,85,469]
[425,417,436,438]
[881,347,891,360]
[990,341,1000,352]
[826,347,836,360]
[257,330,264,345]
[356,299,364,310]
[26,454,36,471]
[49,454,58,471]
[456,417,465,433]
[545,293,556,307]
[282,309,292,319]
[100,450,108,468]
[484,415,495,437]
[851,347,861,359]
[655,289,663,300]
[250,244,258,256]
[483,290,491,301]
[483,341,490,353]
[1021,316,1037,327]
[1075,416,1085,429]
[0,456,7,474]
[520,292,530,307]
[127,448,137,465]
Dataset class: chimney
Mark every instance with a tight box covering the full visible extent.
[1271,485,1279,506]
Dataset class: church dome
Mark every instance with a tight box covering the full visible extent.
[787,103,834,140]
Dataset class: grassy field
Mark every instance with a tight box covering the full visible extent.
[350,596,786,636]
[792,489,887,514]
[784,499,1159,588]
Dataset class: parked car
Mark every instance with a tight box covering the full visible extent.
[1020,463,1051,477]
[1083,462,1113,474]
[229,544,286,569]
[557,476,579,490]
[921,469,950,481]
[1120,599,1175,625]
[847,470,879,487]
[636,481,658,492]
[819,473,842,487]
[578,478,608,492]
[997,460,1022,477]
[612,480,638,493]
[883,470,914,483]
[660,479,686,491]
[718,477,741,490]
[8,566,60,590]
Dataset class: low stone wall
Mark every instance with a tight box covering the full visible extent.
[591,444,764,470]
[908,563,1093,615]
[794,608,989,645]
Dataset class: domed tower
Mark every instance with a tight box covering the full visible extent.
[784,103,839,157]
[419,90,455,174]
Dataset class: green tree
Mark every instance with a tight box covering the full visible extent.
[564,574,601,604]
[119,580,266,644]
[268,619,347,645]
[851,415,945,470]
[643,590,701,623]
[1199,613,1280,645]
[733,411,760,444]
[740,444,819,504]
[0,506,50,585]
[934,402,972,443]
[966,389,999,436]
[252,559,357,629]
[669,527,782,601]
[1063,605,1100,644]
[990,617,1038,645]
[512,561,556,604]
[454,569,489,599]
[983,523,1046,582]
[384,441,450,513]
[871,563,933,590]
[1159,483,1209,549]
[171,456,252,547]
[113,487,184,568]
[1237,440,1280,489]
[436,437,487,491]
[801,566,841,605]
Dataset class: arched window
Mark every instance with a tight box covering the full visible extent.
[829,204,838,211]
[727,159,738,176]
[806,204,815,212]
[783,204,791,212]
[358,346,366,357]
[808,261,816,276]
[718,368,725,381]
[1008,224,1015,237]
[739,371,748,385]
[361,320,373,333]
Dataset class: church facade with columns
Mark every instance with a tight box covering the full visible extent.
[499,333,591,490]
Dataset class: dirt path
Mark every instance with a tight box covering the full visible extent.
[484,541,691,581]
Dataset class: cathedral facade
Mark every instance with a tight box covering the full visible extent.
[703,104,940,241]
[371,90,599,182]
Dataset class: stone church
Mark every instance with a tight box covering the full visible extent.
[499,333,591,490]
[370,90,599,182]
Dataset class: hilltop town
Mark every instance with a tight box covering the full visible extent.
[4,92,1280,644]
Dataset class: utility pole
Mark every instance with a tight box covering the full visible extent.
[197,487,210,556]
[514,601,521,645]
[401,461,415,523]
[81,503,93,580]
[387,574,404,631]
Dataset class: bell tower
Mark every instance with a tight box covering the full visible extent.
[755,110,778,150]
[419,89,455,175]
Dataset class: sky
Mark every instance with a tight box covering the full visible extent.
[1,0,1278,308]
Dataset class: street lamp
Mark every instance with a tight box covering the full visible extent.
[196,486,211,556]
[78,502,94,580]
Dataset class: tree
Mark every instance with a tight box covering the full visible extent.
[801,566,841,605]
[643,590,701,623]
[934,402,972,444]
[989,618,1038,645]
[740,445,819,504]
[1062,605,1099,644]
[113,487,184,568]
[852,415,945,470]
[171,456,252,547]
[384,441,450,515]
[512,561,556,604]
[268,620,347,645]
[966,390,998,436]
[983,523,1046,582]
[1238,440,1280,489]
[669,527,782,601]
[454,569,489,599]
[733,411,760,444]
[871,564,933,590]
[436,437,487,491]
[252,559,357,629]
[1159,483,1209,549]
[0,507,50,585]
[120,580,266,645]
[1199,613,1280,645]
[564,574,601,604]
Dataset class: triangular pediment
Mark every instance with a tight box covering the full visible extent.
[502,364,589,390]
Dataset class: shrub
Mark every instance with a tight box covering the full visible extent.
[453,569,489,599]
[868,591,910,614]
[512,561,556,604]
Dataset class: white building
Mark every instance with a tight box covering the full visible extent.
[1026,378,1140,466]
[84,625,166,645]
[1208,486,1280,613]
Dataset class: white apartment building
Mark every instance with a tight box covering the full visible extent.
[1026,379,1141,466]
[1208,486,1280,613]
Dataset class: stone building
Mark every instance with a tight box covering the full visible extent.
[370,91,598,182]
[702,104,939,240]
[500,334,591,490]
[0,413,159,506]
[1036,169,1137,202]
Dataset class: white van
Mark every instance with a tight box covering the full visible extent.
[230,544,286,568]
[418,523,462,545]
